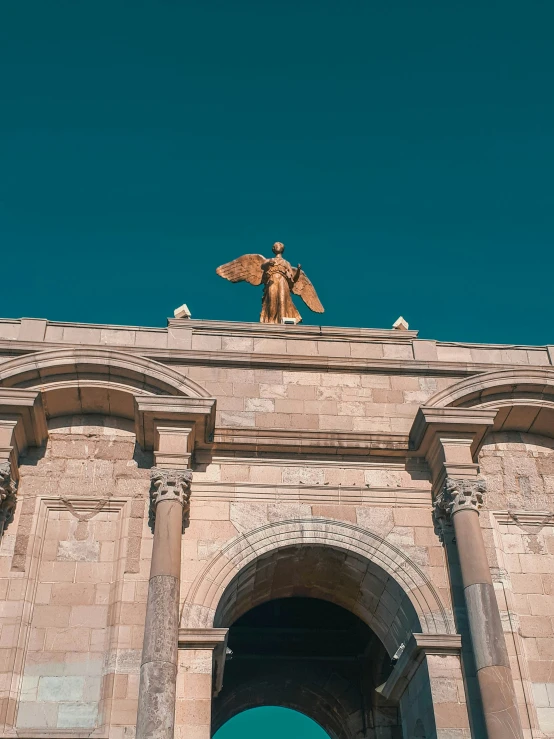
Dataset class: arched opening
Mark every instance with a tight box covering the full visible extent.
[214,597,397,739]
[210,544,432,739]
[213,706,330,739]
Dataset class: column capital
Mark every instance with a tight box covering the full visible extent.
[434,477,487,521]
[0,388,47,477]
[149,467,193,532]
[0,462,17,532]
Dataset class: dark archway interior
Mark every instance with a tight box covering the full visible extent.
[213,597,402,739]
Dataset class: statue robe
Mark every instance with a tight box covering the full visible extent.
[259,257,301,324]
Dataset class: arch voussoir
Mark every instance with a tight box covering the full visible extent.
[181,518,452,649]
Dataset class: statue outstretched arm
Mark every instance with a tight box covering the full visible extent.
[292,269,324,313]
[216,254,265,286]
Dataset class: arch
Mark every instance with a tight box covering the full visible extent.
[426,367,554,438]
[0,348,210,419]
[181,518,452,656]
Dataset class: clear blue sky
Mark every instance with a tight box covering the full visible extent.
[1,1,553,347]
[213,707,329,739]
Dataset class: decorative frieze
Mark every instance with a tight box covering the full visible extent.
[149,467,193,532]
[434,477,487,521]
[0,462,17,536]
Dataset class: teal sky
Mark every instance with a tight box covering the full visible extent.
[1,1,553,346]
[213,707,329,739]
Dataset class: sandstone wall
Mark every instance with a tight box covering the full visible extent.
[480,433,554,737]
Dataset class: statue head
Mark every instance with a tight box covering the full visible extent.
[272,242,285,255]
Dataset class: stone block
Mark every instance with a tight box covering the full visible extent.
[45,627,91,652]
[192,335,222,351]
[253,338,287,354]
[16,701,58,728]
[268,503,311,521]
[312,505,357,523]
[51,583,96,605]
[38,675,84,702]
[283,371,322,386]
[350,342,384,358]
[519,616,553,638]
[57,701,98,728]
[230,503,269,534]
[537,706,554,733]
[222,336,253,352]
[69,605,108,627]
[245,398,275,413]
[282,467,324,485]
[57,539,100,562]
[320,414,353,430]
[383,344,413,360]
[413,340,438,361]
[254,412,291,428]
[32,606,71,628]
[218,412,255,428]
[356,507,394,533]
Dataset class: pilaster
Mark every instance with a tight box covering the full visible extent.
[175,629,229,739]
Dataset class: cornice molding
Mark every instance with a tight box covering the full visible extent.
[189,480,431,506]
[213,427,410,454]
[0,339,551,378]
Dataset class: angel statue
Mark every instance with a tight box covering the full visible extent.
[216,242,324,324]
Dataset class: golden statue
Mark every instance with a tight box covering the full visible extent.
[216,242,324,324]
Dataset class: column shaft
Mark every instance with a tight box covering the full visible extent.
[136,468,191,739]
[452,506,523,739]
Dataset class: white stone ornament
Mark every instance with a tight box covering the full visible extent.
[435,477,487,520]
[149,467,193,532]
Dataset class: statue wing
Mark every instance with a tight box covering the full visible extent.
[292,270,324,313]
[216,254,265,286]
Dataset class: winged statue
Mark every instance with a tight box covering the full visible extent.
[216,242,324,324]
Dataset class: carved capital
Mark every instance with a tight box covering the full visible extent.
[0,462,17,532]
[149,467,193,533]
[434,477,487,521]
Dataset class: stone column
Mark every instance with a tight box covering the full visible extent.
[435,478,523,739]
[136,467,192,739]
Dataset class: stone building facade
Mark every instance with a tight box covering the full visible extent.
[0,315,553,739]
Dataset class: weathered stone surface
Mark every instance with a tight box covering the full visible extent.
[136,661,177,739]
[142,576,179,667]
[464,583,510,671]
